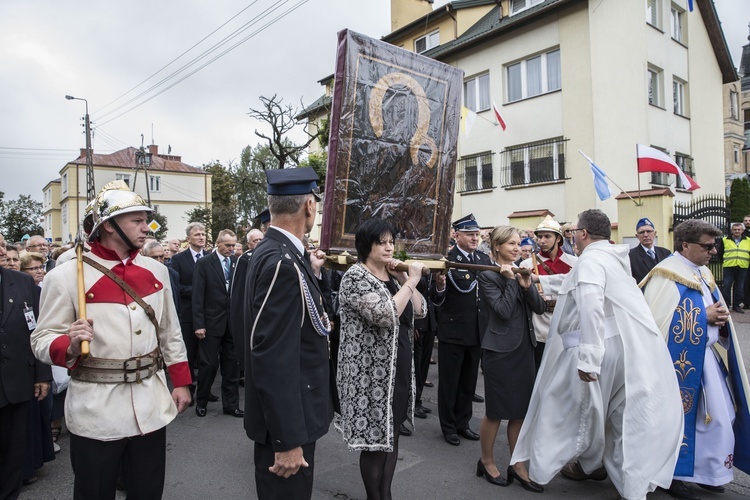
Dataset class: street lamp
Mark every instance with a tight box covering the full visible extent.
[64,95,95,203]
[133,139,153,207]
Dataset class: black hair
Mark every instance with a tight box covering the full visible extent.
[355,218,397,262]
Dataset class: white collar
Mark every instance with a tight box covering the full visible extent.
[272,226,305,255]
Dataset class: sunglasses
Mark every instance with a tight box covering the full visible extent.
[689,241,716,251]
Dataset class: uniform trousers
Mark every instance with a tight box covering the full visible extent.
[254,440,316,500]
[70,427,166,500]
[437,341,480,435]
[413,328,436,405]
[180,321,199,393]
[0,401,29,500]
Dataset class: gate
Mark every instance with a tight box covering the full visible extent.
[672,194,730,280]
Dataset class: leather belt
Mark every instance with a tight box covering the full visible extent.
[71,347,163,384]
[545,300,557,313]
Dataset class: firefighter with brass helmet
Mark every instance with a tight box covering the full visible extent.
[519,215,578,369]
[31,181,192,499]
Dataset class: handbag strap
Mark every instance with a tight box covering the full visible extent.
[82,256,160,332]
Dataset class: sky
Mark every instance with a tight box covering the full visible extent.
[0,0,747,202]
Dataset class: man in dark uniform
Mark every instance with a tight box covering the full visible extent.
[0,260,52,499]
[628,217,671,285]
[243,167,335,500]
[430,214,490,446]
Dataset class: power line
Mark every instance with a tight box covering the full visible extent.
[94,0,309,127]
[0,147,79,152]
[94,0,291,122]
[93,2,260,115]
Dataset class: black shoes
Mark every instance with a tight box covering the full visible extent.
[424,380,434,388]
[458,428,480,440]
[414,406,427,419]
[473,393,484,403]
[697,483,725,493]
[208,392,219,402]
[560,461,608,481]
[421,405,432,413]
[195,405,207,417]
[661,480,702,500]
[223,408,244,418]
[398,423,412,436]
[732,305,745,314]
[444,433,460,446]
[507,465,544,493]
[476,460,509,486]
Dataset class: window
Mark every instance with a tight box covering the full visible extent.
[730,89,739,120]
[745,109,750,132]
[152,204,159,213]
[511,0,543,14]
[415,30,439,54]
[464,74,490,112]
[647,0,660,28]
[735,145,741,165]
[647,66,663,107]
[673,78,687,116]
[62,202,68,226]
[506,49,561,102]
[649,146,672,186]
[458,152,494,192]
[62,173,68,193]
[500,137,567,187]
[674,153,694,189]
[116,173,131,188]
[150,175,161,192]
[670,6,684,42]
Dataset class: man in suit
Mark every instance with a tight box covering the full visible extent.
[628,217,671,285]
[0,255,52,499]
[169,222,208,397]
[26,235,55,273]
[430,214,490,446]
[142,240,180,311]
[193,229,242,418]
[229,228,264,373]
[244,167,335,500]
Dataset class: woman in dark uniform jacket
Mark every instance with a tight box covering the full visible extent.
[476,226,545,492]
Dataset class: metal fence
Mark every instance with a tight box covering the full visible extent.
[672,194,730,280]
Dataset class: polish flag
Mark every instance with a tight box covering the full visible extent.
[492,101,506,131]
[636,144,700,191]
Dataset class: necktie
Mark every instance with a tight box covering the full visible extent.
[195,252,201,262]
[468,252,475,264]
[647,248,656,261]
[223,257,231,280]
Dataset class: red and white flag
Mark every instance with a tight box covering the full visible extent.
[492,101,506,131]
[636,144,699,191]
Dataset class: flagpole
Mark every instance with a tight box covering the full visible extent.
[636,144,642,207]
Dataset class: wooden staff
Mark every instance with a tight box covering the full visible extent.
[530,251,543,293]
[75,235,90,358]
[325,253,531,276]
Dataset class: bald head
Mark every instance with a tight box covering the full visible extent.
[246,229,264,250]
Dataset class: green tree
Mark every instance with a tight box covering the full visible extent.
[148,211,169,241]
[236,144,277,229]
[0,193,44,242]
[299,151,328,188]
[185,205,212,240]
[730,177,750,225]
[205,161,237,241]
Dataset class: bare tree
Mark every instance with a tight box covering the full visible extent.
[247,94,320,169]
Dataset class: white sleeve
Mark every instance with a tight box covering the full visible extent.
[538,274,566,296]
[576,282,606,374]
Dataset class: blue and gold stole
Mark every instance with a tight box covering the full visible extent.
[669,283,708,476]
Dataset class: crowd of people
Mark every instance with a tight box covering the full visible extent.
[0,171,749,500]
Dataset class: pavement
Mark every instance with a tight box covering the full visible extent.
[21,310,750,499]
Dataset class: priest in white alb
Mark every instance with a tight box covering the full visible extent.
[641,219,750,500]
[510,209,683,500]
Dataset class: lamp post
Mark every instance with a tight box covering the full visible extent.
[65,95,95,203]
[134,145,153,207]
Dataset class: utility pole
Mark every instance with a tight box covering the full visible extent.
[65,95,95,203]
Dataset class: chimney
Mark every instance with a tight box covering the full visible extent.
[80,148,86,158]
[391,0,433,32]
[148,144,158,156]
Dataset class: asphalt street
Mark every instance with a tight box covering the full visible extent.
[21,313,750,500]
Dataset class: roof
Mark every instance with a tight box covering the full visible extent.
[615,188,674,200]
[68,147,205,174]
[296,94,332,121]
[423,0,737,84]
[507,209,555,219]
[382,0,498,44]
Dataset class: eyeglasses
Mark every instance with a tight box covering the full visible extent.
[27,243,48,249]
[23,265,45,272]
[689,241,717,251]
[637,230,655,236]
[572,228,585,233]
[150,255,165,260]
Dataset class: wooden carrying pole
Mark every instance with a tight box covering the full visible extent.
[75,239,90,358]
[325,253,530,276]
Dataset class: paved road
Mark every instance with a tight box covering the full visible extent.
[22,312,750,499]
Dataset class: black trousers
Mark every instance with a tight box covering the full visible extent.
[197,327,240,409]
[413,328,436,405]
[254,440,316,500]
[0,401,29,500]
[180,321,199,375]
[437,341,480,435]
[70,427,166,500]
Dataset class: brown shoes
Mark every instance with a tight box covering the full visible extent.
[560,461,608,481]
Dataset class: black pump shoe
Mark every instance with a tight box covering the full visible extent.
[476,460,509,486]
[507,465,544,493]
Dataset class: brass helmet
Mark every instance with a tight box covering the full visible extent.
[534,215,562,237]
[86,181,152,242]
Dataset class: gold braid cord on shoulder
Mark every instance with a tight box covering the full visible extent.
[639,267,703,291]
[368,72,437,169]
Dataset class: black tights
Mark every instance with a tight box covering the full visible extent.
[359,428,400,500]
